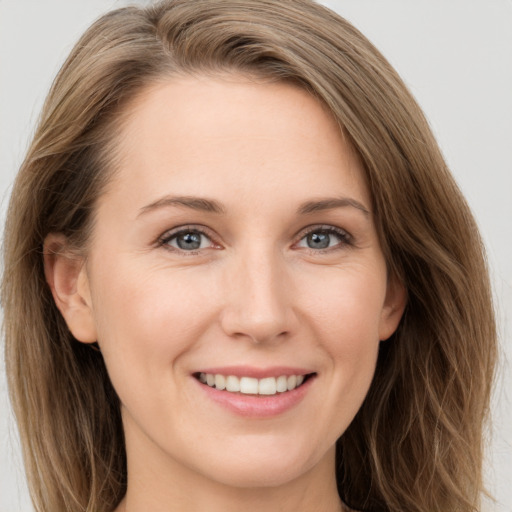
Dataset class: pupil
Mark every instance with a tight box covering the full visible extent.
[308,232,330,249]
[177,232,201,250]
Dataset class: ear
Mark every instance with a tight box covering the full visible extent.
[378,273,407,341]
[43,233,97,343]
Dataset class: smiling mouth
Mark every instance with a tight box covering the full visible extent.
[194,372,315,396]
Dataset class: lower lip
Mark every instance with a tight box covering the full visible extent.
[195,376,315,418]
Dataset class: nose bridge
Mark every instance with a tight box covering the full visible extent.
[221,239,293,343]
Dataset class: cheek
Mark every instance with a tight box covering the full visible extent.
[88,259,218,393]
[303,262,387,343]
[301,265,386,401]
[93,256,212,334]
[321,292,382,382]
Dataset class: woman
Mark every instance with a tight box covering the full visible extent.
[2,1,497,511]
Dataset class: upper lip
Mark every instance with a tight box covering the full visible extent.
[194,366,315,379]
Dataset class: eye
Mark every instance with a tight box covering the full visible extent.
[159,227,216,252]
[296,226,351,251]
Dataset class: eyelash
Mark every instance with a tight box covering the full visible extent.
[158,225,216,255]
[157,224,353,255]
[295,225,353,253]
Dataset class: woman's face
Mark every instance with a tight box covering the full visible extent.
[59,76,405,490]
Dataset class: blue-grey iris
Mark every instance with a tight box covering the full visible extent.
[307,232,330,249]
[177,232,202,250]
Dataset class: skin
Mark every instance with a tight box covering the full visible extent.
[45,75,406,512]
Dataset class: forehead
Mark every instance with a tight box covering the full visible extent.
[101,74,370,217]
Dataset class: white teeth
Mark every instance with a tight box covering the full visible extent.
[258,377,277,395]
[287,375,297,391]
[226,375,240,392]
[198,372,309,395]
[276,375,288,392]
[240,377,259,394]
[214,374,226,391]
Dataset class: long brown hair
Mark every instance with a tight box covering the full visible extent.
[2,1,496,511]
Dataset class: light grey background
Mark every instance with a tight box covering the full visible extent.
[1,1,511,511]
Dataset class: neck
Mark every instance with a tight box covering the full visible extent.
[117,477,344,512]
[115,435,344,512]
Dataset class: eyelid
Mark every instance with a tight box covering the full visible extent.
[156,223,353,254]
[293,224,353,250]
[157,224,221,252]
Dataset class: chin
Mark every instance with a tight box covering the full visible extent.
[190,439,333,489]
[202,462,308,489]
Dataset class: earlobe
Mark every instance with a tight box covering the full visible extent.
[378,275,407,341]
[43,233,97,343]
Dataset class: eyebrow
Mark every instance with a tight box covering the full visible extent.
[138,195,226,216]
[138,195,370,218]
[297,197,370,217]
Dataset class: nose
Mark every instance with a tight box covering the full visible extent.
[219,245,297,345]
